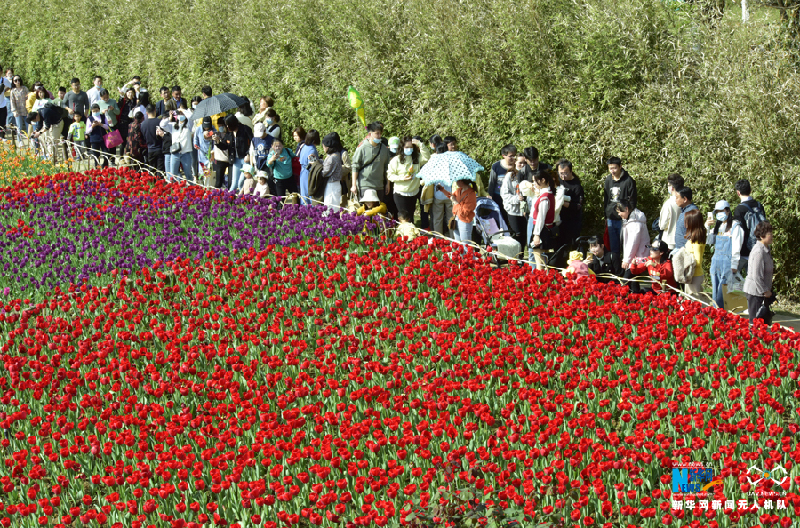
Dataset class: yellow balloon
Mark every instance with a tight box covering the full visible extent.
[347,86,363,110]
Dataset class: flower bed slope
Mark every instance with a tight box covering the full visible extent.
[0,168,378,298]
[0,236,798,528]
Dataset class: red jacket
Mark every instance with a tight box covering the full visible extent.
[629,259,676,293]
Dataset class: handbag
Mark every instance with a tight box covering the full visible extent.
[531,223,558,248]
[755,295,775,324]
[103,128,123,149]
[346,192,361,213]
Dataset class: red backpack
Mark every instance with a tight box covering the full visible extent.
[292,143,304,177]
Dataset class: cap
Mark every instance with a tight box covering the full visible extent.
[647,237,668,254]
[201,116,213,130]
[388,137,401,149]
[714,199,730,211]
[256,170,269,180]
[362,189,379,203]
[241,163,254,175]
[253,122,266,136]
[322,132,340,149]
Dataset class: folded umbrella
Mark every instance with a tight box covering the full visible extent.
[418,151,484,188]
[190,93,248,123]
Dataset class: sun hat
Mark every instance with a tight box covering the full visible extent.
[256,170,269,180]
[241,163,254,175]
[518,180,534,197]
[714,199,730,211]
[254,123,266,137]
[362,189,379,203]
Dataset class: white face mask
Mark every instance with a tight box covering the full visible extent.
[192,103,198,109]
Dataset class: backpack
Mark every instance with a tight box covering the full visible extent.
[307,155,327,200]
[292,143,305,177]
[341,149,352,174]
[672,246,696,285]
[267,124,281,141]
[740,200,767,255]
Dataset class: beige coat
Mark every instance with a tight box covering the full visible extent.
[10,87,29,116]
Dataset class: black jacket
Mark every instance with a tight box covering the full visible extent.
[560,175,584,220]
[141,118,162,150]
[40,104,64,128]
[604,171,637,221]
[219,124,254,161]
[160,132,172,155]
[588,251,620,277]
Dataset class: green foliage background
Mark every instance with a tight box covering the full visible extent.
[2,0,799,295]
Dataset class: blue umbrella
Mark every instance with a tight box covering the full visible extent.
[419,151,484,188]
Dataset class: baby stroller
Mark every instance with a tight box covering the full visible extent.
[532,234,590,270]
[471,197,521,264]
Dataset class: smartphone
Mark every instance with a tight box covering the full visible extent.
[707,211,714,222]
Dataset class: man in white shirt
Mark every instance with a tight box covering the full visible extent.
[86,76,104,106]
[117,76,141,98]
[658,173,684,250]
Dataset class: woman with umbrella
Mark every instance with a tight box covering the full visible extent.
[436,176,478,249]
[217,115,253,192]
[418,148,484,245]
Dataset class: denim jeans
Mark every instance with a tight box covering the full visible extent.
[607,218,623,254]
[452,219,472,243]
[14,115,26,141]
[164,153,174,182]
[228,157,245,192]
[453,219,473,256]
[170,151,195,183]
[191,149,199,179]
[710,233,732,309]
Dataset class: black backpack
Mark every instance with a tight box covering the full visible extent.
[307,156,327,201]
[740,200,767,255]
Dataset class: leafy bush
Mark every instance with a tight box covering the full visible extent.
[2,0,799,295]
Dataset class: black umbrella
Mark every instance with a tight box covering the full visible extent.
[190,93,248,123]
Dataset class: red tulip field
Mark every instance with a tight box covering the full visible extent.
[0,169,799,527]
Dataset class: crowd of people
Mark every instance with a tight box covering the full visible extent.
[0,70,777,324]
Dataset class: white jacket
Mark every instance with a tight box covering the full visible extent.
[659,196,680,248]
[622,209,650,265]
[169,123,194,154]
[527,184,564,222]
[499,172,524,216]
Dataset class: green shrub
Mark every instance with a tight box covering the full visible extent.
[2,0,799,296]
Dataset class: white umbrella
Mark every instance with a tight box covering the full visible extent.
[418,151,484,188]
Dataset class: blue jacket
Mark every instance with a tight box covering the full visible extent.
[193,126,214,165]
[674,203,699,251]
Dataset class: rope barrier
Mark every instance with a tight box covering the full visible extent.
[6,128,791,329]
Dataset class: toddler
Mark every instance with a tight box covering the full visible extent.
[240,163,255,195]
[253,171,270,197]
[67,113,86,160]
